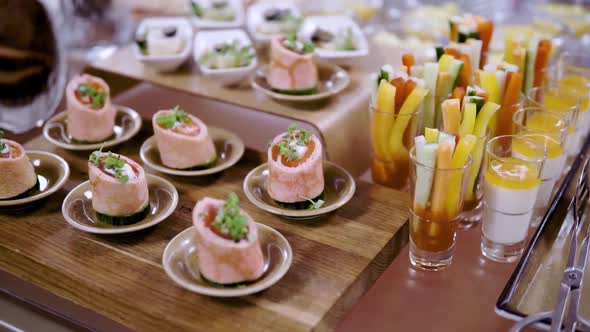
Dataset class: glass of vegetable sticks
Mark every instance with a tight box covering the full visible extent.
[481,135,546,263]
[408,132,475,270]
[512,108,569,227]
[525,85,581,157]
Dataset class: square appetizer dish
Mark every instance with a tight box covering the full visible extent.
[133,17,193,72]
[194,29,257,85]
[246,2,302,45]
[299,15,368,65]
[190,0,245,29]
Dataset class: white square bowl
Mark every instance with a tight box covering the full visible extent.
[193,29,257,85]
[298,16,368,66]
[190,0,245,29]
[246,2,302,45]
[133,17,193,72]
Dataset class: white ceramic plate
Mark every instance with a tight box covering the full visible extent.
[190,0,245,29]
[43,105,142,151]
[61,174,179,234]
[193,29,256,85]
[163,224,292,297]
[133,17,193,72]
[246,2,302,45]
[298,16,368,66]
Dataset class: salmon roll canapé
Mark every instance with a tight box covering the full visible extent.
[88,150,150,225]
[153,106,217,169]
[267,33,319,95]
[0,134,37,200]
[193,193,265,284]
[267,124,324,207]
[66,74,116,142]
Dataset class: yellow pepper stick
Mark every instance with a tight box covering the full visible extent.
[371,80,396,159]
[441,99,461,135]
[445,134,477,217]
[425,128,439,143]
[459,102,476,138]
[388,87,429,160]
[504,33,513,64]
[479,70,500,134]
[435,72,452,126]
[430,142,453,217]
[465,101,501,201]
[438,54,454,72]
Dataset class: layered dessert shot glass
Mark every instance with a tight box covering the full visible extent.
[409,129,475,270]
[513,108,569,227]
[481,135,546,263]
[525,85,581,157]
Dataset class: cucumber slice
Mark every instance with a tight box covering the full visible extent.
[435,46,445,60]
[272,86,319,96]
[464,96,485,113]
[96,204,151,226]
[275,192,324,210]
[182,157,218,170]
[449,59,464,89]
[423,62,439,129]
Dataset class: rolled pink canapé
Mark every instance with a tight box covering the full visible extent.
[267,130,324,203]
[88,153,149,217]
[66,74,116,142]
[267,36,318,92]
[152,109,216,169]
[0,140,37,199]
[193,196,265,284]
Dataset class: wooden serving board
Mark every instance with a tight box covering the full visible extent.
[0,125,409,332]
[87,45,373,177]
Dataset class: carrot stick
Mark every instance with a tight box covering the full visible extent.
[404,79,417,103]
[390,77,406,114]
[431,142,453,216]
[402,54,416,70]
[533,39,552,88]
[496,71,523,136]
[477,91,489,101]
[457,53,472,86]
[452,86,466,101]
[444,48,461,59]
[476,19,493,67]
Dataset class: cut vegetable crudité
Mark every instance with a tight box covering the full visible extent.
[445,134,476,216]
[371,80,396,159]
[388,87,428,160]
[459,103,476,138]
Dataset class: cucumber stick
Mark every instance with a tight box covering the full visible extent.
[449,59,464,89]
[468,39,482,70]
[423,62,438,128]
[524,38,539,93]
[413,136,437,211]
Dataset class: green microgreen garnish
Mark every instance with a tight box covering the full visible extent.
[212,192,251,242]
[284,33,314,54]
[276,124,312,162]
[156,106,191,129]
[191,1,202,17]
[77,83,107,110]
[378,68,390,85]
[0,130,5,152]
[199,40,254,69]
[299,195,325,210]
[88,149,130,184]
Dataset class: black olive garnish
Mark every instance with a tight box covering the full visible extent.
[311,28,334,43]
[163,26,177,37]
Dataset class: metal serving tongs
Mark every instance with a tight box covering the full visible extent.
[512,157,590,332]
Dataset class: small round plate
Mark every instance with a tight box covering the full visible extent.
[43,105,142,151]
[243,161,356,220]
[0,151,70,207]
[61,174,179,234]
[162,224,292,297]
[251,62,350,102]
[139,127,245,176]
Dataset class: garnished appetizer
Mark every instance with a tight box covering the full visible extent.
[503,35,552,93]
[448,14,493,68]
[267,124,325,209]
[193,193,265,284]
[135,26,184,56]
[191,0,235,22]
[88,150,150,225]
[268,34,319,95]
[257,7,302,35]
[311,27,357,51]
[0,132,38,200]
[66,74,115,143]
[198,40,254,69]
[152,106,216,170]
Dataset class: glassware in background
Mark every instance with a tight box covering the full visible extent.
[459,130,489,228]
[512,108,569,227]
[370,104,422,190]
[525,85,581,157]
[0,0,66,133]
[555,52,590,151]
[481,135,546,263]
[409,146,472,270]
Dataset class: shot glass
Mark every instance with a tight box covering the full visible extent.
[409,146,473,270]
[370,104,422,191]
[459,130,489,228]
[525,85,581,156]
[513,108,569,227]
[481,135,546,263]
